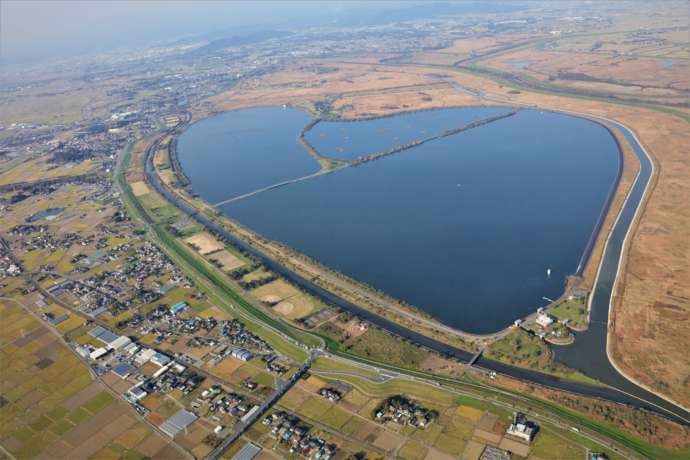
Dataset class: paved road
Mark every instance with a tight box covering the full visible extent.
[206,350,318,460]
[141,112,690,426]
[454,83,690,424]
[1,296,194,460]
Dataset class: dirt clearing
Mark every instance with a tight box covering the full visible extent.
[130,181,150,196]
[210,250,244,271]
[184,232,224,254]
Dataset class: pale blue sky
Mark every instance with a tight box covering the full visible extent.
[0,1,397,65]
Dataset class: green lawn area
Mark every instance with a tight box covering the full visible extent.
[451,395,511,419]
[312,356,381,380]
[485,329,597,385]
[550,298,588,327]
[320,405,353,429]
[485,329,546,366]
[345,327,428,368]
[319,374,456,407]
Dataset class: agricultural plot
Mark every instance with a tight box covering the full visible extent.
[0,299,179,459]
[130,181,150,196]
[183,232,225,255]
[252,280,322,320]
[0,157,97,186]
[299,373,626,460]
[209,250,245,271]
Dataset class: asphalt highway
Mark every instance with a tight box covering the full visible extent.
[142,112,690,426]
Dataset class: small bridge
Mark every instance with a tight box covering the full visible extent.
[468,347,485,367]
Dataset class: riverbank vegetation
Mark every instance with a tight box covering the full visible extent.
[481,372,690,458]
[137,28,684,450]
[550,297,589,330]
[485,329,596,384]
[129,128,688,460]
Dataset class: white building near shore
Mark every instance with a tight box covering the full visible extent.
[536,313,554,328]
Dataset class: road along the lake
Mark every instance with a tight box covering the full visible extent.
[143,108,690,426]
[468,84,690,420]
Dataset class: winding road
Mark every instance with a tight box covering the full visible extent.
[461,85,690,423]
[141,106,690,427]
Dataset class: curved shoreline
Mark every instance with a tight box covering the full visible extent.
[178,105,620,338]
[303,110,518,166]
[157,108,689,424]
[573,118,624,276]
[554,115,690,415]
[461,84,689,414]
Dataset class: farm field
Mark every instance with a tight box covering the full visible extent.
[206,33,690,408]
[0,157,97,186]
[271,371,626,460]
[0,295,181,460]
[1,2,689,459]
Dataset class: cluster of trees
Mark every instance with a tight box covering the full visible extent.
[229,264,260,280]
[238,274,278,290]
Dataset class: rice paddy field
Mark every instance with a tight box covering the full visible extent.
[0,295,182,459]
[262,371,626,460]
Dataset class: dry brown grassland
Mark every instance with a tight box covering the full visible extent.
[195,52,689,407]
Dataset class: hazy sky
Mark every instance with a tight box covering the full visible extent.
[0,1,398,65]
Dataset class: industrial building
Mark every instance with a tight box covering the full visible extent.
[231,348,254,362]
[506,412,538,442]
[159,409,198,438]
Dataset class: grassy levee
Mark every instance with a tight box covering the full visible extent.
[117,142,314,362]
[153,228,314,360]
[514,392,690,460]
[311,357,381,380]
[324,341,690,460]
[319,373,458,406]
[119,140,687,460]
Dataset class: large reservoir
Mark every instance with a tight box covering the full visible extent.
[177,107,319,203]
[177,107,621,334]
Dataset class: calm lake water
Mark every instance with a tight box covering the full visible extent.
[180,107,620,333]
[177,107,319,203]
[305,107,510,160]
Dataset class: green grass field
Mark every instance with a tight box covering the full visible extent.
[550,298,588,327]
[0,299,155,460]
[118,139,690,460]
[311,356,381,380]
[318,374,456,406]
[345,327,428,368]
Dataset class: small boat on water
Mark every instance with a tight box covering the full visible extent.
[546,268,551,278]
